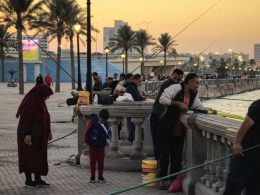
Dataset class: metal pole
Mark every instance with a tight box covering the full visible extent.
[77,33,82,91]
[86,0,92,103]
[123,58,125,74]
[105,53,108,78]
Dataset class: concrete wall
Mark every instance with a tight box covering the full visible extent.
[140,78,260,99]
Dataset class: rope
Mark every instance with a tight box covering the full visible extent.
[48,129,77,145]
[108,144,260,195]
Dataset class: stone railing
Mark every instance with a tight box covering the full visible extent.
[76,101,244,194]
[76,101,153,171]
[181,112,241,195]
[139,78,260,98]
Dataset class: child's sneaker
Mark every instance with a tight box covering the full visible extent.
[89,176,96,183]
[98,176,105,183]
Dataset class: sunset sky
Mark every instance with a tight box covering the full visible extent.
[57,0,260,57]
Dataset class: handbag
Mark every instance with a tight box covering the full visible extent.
[97,94,114,105]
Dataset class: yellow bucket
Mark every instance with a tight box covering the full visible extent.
[142,160,157,187]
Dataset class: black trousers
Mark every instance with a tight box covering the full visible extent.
[158,135,185,181]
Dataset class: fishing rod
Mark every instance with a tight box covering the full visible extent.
[203,97,254,102]
[144,41,217,98]
[108,143,260,195]
[172,0,223,40]
[1,11,78,84]
[191,108,245,120]
[181,41,217,70]
[131,0,222,74]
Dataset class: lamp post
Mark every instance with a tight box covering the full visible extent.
[139,57,144,75]
[86,0,92,103]
[160,60,163,77]
[74,22,82,91]
[104,47,110,78]
[121,53,126,73]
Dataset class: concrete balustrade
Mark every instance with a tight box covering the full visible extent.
[75,80,255,194]
[77,101,153,171]
[182,113,241,195]
[140,78,260,98]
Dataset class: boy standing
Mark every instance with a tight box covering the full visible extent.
[84,109,111,183]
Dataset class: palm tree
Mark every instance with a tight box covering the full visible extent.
[109,24,136,74]
[64,4,99,90]
[0,23,14,82]
[133,29,155,75]
[64,2,83,90]
[30,0,75,92]
[0,0,44,94]
[152,33,177,75]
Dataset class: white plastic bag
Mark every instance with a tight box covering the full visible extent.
[116,92,134,102]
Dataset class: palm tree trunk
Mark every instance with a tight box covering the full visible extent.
[0,45,5,82]
[164,51,167,76]
[125,49,128,74]
[17,26,24,94]
[69,34,75,89]
[141,50,144,75]
[55,35,61,92]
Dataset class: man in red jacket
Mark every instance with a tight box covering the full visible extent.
[44,73,53,87]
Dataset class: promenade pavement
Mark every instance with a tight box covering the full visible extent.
[0,83,183,195]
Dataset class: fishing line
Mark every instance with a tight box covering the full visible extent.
[108,143,260,195]
[1,10,78,83]
[131,0,223,73]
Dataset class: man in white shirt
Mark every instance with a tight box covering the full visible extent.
[157,73,213,190]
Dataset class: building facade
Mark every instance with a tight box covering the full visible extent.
[254,44,260,60]
[5,34,48,58]
[103,20,128,49]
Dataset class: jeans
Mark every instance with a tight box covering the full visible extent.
[223,157,260,195]
[158,135,185,181]
[127,117,135,143]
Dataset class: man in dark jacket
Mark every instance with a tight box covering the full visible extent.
[125,74,145,142]
[223,100,260,195]
[92,72,102,91]
[158,73,213,190]
[150,69,184,160]
[125,74,145,101]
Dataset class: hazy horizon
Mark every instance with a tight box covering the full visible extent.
[15,0,260,58]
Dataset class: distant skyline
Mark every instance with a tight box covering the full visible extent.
[49,0,260,58]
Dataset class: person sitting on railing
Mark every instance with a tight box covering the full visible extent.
[102,77,118,95]
[125,74,146,143]
[158,72,216,191]
[223,99,260,195]
[113,73,133,98]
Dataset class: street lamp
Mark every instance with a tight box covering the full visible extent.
[74,22,82,91]
[139,57,144,75]
[121,53,126,73]
[86,0,92,103]
[160,60,163,76]
[104,47,110,78]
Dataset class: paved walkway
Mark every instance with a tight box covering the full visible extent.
[0,83,183,195]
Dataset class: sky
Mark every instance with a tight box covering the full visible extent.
[53,0,260,58]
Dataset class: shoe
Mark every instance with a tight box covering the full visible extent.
[158,181,167,190]
[35,179,50,186]
[167,174,186,192]
[89,176,96,183]
[25,180,36,187]
[98,176,105,183]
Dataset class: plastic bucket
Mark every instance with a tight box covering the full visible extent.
[142,160,157,187]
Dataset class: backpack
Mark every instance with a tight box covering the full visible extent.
[86,114,111,148]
